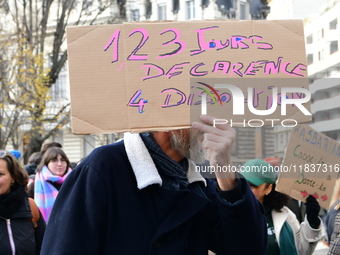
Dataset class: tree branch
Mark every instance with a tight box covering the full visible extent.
[41,113,70,141]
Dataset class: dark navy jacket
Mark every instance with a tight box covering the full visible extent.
[41,139,267,255]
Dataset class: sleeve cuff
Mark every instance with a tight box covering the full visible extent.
[217,177,243,204]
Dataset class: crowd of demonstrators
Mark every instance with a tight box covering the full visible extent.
[0,150,45,255]
[41,115,268,255]
[27,147,72,222]
[4,128,340,255]
[241,159,325,255]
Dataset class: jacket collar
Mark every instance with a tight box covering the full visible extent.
[124,132,206,190]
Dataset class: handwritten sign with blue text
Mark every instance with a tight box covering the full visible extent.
[276,124,340,209]
[66,20,310,134]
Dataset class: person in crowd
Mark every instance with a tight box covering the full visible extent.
[41,115,267,255]
[286,198,307,224]
[24,142,63,176]
[328,212,340,254]
[241,159,325,255]
[9,149,21,160]
[0,150,45,254]
[27,147,72,222]
[70,162,78,169]
[326,180,340,245]
[40,142,62,155]
[24,152,41,176]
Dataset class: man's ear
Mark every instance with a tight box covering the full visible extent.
[152,132,171,150]
[152,131,170,141]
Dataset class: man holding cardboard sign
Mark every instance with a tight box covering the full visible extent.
[40,19,312,255]
[41,114,267,254]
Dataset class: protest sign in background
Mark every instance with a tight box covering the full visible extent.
[66,20,310,134]
[276,124,340,209]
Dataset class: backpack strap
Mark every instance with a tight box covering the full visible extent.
[28,198,40,228]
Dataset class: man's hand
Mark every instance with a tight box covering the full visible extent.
[192,115,236,191]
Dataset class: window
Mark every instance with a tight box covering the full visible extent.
[131,10,140,21]
[311,93,315,103]
[329,86,340,97]
[315,90,328,101]
[315,111,329,122]
[330,19,338,30]
[50,65,68,101]
[84,0,94,15]
[240,2,246,20]
[330,108,340,119]
[318,29,324,40]
[186,0,195,20]
[328,68,340,76]
[330,41,338,54]
[306,34,313,44]
[327,130,339,140]
[318,50,324,61]
[158,4,167,20]
[307,54,313,65]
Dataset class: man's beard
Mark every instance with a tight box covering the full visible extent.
[169,128,205,163]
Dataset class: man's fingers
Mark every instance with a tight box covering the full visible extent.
[199,114,216,125]
[192,121,223,135]
[204,133,233,143]
[203,136,234,151]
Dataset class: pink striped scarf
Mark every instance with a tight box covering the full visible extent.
[34,165,72,221]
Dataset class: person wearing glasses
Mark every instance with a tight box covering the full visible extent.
[28,147,72,221]
[0,150,46,254]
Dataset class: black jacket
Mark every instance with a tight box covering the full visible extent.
[42,139,267,255]
[24,163,38,176]
[0,194,46,255]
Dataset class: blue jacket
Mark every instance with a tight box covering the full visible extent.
[41,138,267,255]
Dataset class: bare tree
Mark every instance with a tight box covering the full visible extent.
[0,0,124,155]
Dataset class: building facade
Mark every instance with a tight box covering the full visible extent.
[124,0,252,21]
[267,0,340,159]
[306,1,340,139]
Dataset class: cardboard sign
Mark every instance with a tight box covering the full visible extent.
[66,20,310,134]
[276,124,340,209]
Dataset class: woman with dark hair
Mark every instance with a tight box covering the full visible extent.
[27,147,72,221]
[241,159,324,255]
[0,150,45,254]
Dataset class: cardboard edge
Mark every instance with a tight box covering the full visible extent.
[71,116,108,135]
[66,26,99,45]
[71,114,191,135]
[129,125,191,133]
